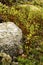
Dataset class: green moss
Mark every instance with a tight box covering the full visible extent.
[0,1,43,65]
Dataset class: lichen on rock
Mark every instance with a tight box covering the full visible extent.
[0,22,23,57]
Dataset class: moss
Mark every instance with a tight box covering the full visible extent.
[0,1,43,65]
[0,53,12,65]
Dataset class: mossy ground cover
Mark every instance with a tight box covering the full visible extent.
[0,0,43,65]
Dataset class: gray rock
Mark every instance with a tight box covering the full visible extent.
[0,22,23,57]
